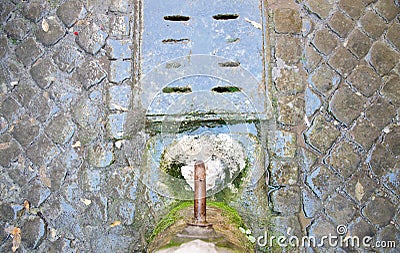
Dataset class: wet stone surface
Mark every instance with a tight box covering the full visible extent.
[368,41,399,76]
[76,60,107,90]
[0,0,399,252]
[76,23,108,55]
[305,114,340,153]
[109,60,131,83]
[35,17,66,46]
[15,38,43,67]
[274,8,302,34]
[52,44,81,73]
[325,193,356,224]
[271,186,301,215]
[329,85,365,125]
[309,64,340,96]
[4,18,31,41]
[30,58,58,89]
[57,0,86,28]
[46,113,75,144]
[327,141,361,178]
[22,0,48,22]
[362,196,396,227]
[306,165,342,200]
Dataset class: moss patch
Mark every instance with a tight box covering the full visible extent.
[148,201,253,252]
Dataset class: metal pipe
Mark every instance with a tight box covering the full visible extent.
[194,160,207,224]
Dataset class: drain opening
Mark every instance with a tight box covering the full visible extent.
[162,86,192,93]
[162,38,190,44]
[212,86,241,93]
[218,61,240,67]
[213,14,239,20]
[164,15,190,21]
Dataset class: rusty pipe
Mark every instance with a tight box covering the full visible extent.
[194,160,207,224]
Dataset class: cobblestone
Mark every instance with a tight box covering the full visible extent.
[327,141,361,178]
[4,18,31,41]
[76,60,107,90]
[21,216,47,250]
[328,47,358,77]
[52,44,81,73]
[309,64,340,96]
[21,0,48,22]
[365,97,396,130]
[108,85,132,111]
[88,143,114,168]
[345,169,378,204]
[370,144,397,187]
[328,11,354,38]
[109,0,132,13]
[269,159,299,186]
[0,134,21,167]
[306,0,333,19]
[381,73,400,106]
[302,187,322,217]
[329,85,365,125]
[347,217,376,241]
[0,1,15,23]
[277,95,304,125]
[304,44,322,72]
[347,64,381,97]
[109,60,132,83]
[386,23,400,51]
[305,87,322,117]
[0,36,8,59]
[313,28,338,55]
[305,114,340,153]
[376,224,400,253]
[275,35,302,64]
[306,165,341,200]
[360,10,387,39]
[57,0,86,28]
[271,130,297,158]
[368,41,399,76]
[35,17,66,46]
[30,57,58,89]
[271,186,301,215]
[375,0,400,21]
[12,116,40,147]
[362,196,396,227]
[15,38,43,67]
[325,193,356,224]
[106,39,132,59]
[350,118,381,150]
[346,29,372,59]
[26,135,59,166]
[109,15,130,38]
[76,23,108,55]
[274,67,305,95]
[339,0,365,19]
[274,8,302,34]
[46,113,76,144]
[384,126,400,157]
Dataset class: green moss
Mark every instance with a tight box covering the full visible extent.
[148,201,246,245]
[162,86,192,93]
[148,201,193,244]
[207,201,245,228]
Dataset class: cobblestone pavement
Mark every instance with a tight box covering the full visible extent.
[0,0,399,252]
